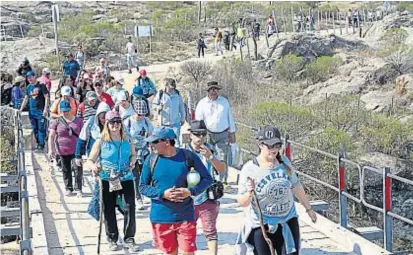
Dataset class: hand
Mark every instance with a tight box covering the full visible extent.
[307,209,317,223]
[246,178,255,192]
[171,188,191,202]
[43,110,48,117]
[75,158,82,167]
[199,145,212,159]
[129,161,135,170]
[48,151,55,161]
[91,163,100,174]
[163,186,177,201]
[229,132,236,144]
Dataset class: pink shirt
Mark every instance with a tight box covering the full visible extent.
[37,75,52,91]
[49,117,83,156]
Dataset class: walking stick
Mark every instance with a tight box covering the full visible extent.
[247,177,277,255]
[97,176,103,255]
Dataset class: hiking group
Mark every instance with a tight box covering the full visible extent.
[3,33,317,255]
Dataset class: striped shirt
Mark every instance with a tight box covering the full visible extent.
[77,102,98,124]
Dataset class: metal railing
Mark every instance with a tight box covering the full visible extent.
[15,112,32,255]
[233,121,413,253]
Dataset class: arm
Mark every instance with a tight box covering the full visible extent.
[43,85,50,115]
[210,155,226,173]
[138,156,167,200]
[48,130,57,155]
[188,153,213,196]
[87,139,101,166]
[148,79,157,95]
[237,164,252,207]
[19,96,29,112]
[226,100,236,142]
[129,142,137,167]
[194,100,204,120]
[179,96,186,123]
[50,101,59,118]
[75,118,92,158]
[292,184,311,211]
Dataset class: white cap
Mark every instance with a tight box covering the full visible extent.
[61,86,72,96]
[117,77,124,85]
[116,92,127,102]
[42,68,51,75]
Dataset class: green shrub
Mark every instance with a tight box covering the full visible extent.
[249,101,320,139]
[306,56,344,84]
[274,54,304,82]
[307,126,357,155]
[383,27,408,45]
[397,2,413,12]
[311,94,368,133]
[360,115,413,157]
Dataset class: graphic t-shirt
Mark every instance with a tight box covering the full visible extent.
[238,155,300,228]
[49,117,83,156]
[26,82,48,118]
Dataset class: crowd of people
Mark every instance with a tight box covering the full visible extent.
[3,32,317,254]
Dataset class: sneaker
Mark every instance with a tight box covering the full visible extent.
[109,241,118,251]
[128,69,132,74]
[224,183,231,191]
[136,199,144,210]
[76,190,83,197]
[65,190,73,196]
[124,238,140,252]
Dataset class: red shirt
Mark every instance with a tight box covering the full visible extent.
[97,92,114,109]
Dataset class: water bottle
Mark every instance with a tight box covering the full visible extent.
[187,167,200,188]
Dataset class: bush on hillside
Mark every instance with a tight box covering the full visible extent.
[383,27,408,45]
[311,94,368,133]
[379,44,413,75]
[360,115,413,158]
[274,54,304,82]
[250,101,320,140]
[306,56,344,84]
[180,60,213,90]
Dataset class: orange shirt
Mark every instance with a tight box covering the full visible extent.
[50,97,79,116]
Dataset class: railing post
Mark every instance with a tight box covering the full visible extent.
[284,134,291,160]
[383,167,393,251]
[338,146,348,228]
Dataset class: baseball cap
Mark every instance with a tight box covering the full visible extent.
[86,91,97,101]
[139,69,147,76]
[132,100,148,116]
[132,86,145,98]
[256,125,283,146]
[188,120,207,135]
[117,77,124,85]
[105,110,121,122]
[59,99,71,112]
[14,76,25,83]
[145,126,176,143]
[26,71,35,77]
[42,68,51,75]
[61,86,72,96]
[66,52,74,57]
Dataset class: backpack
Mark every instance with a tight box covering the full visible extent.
[253,23,260,32]
[125,116,150,131]
[148,149,194,185]
[1,84,12,106]
[223,33,230,44]
[127,96,151,118]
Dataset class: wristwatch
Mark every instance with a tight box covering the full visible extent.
[208,154,214,161]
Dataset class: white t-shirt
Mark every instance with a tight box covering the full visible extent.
[126,42,136,55]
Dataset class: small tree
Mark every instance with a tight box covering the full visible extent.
[379,44,413,75]
[180,60,213,90]
[306,56,344,84]
[383,28,408,45]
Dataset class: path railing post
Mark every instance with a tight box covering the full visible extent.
[338,146,348,228]
[284,134,291,160]
[383,167,393,251]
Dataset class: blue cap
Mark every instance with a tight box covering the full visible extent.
[132,86,145,98]
[59,99,71,112]
[145,126,176,143]
[26,71,35,77]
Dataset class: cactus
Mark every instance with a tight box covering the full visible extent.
[395,76,408,96]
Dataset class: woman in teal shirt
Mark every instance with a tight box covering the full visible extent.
[88,110,139,252]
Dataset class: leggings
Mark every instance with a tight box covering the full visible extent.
[247,217,300,255]
[60,154,83,192]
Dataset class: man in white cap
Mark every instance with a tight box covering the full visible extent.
[126,36,139,74]
[115,91,134,120]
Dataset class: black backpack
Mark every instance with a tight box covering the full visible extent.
[1,84,12,106]
[148,149,194,186]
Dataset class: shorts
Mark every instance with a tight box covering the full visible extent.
[195,200,220,241]
[152,221,197,254]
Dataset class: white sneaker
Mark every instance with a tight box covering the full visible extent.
[76,190,83,197]
[136,199,144,210]
[65,190,73,196]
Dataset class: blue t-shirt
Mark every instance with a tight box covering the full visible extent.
[26,82,48,118]
[139,148,213,224]
[63,60,80,79]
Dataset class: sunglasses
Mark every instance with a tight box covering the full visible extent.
[192,132,206,137]
[263,143,282,149]
[108,120,122,125]
[95,84,102,87]
[151,139,165,144]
